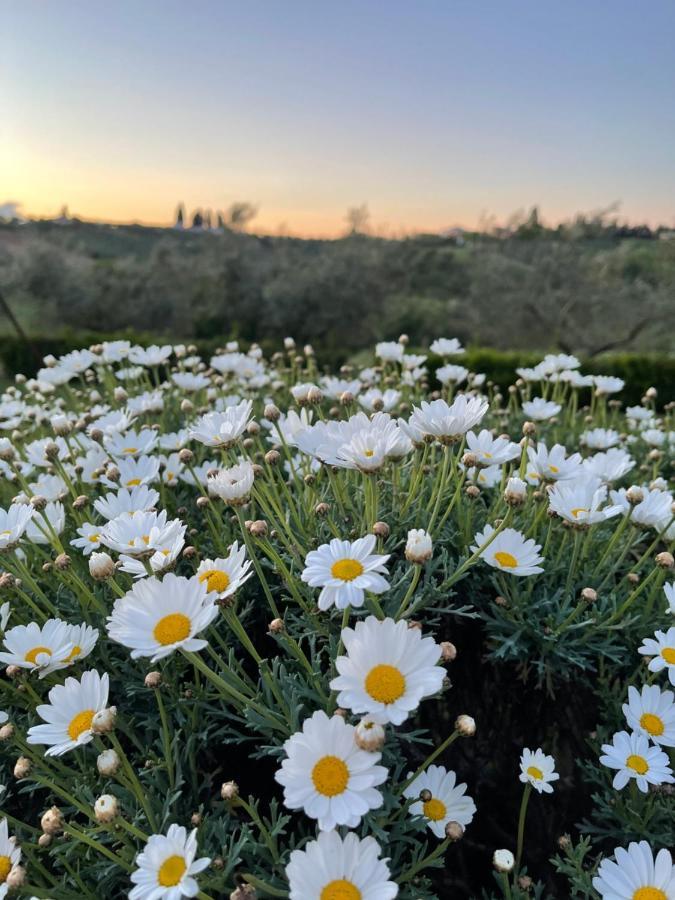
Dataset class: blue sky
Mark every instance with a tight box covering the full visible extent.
[2,0,674,234]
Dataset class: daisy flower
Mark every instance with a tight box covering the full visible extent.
[519,748,559,793]
[403,764,476,838]
[301,535,390,611]
[129,824,210,900]
[547,476,623,526]
[526,442,582,484]
[0,504,34,551]
[329,616,445,725]
[593,840,675,900]
[27,669,109,756]
[171,371,210,392]
[118,520,186,578]
[582,448,634,483]
[207,461,254,505]
[521,398,561,421]
[358,388,401,412]
[466,429,520,467]
[189,401,252,448]
[0,818,21,888]
[106,455,161,490]
[106,573,219,661]
[196,542,252,600]
[94,485,160,521]
[0,619,74,678]
[630,489,674,530]
[407,395,489,444]
[581,428,620,450]
[105,428,158,459]
[623,684,675,747]
[639,628,675,685]
[436,363,469,386]
[100,510,179,556]
[665,583,675,616]
[275,710,387,831]
[70,522,104,556]
[594,375,625,395]
[471,525,544,576]
[430,337,464,356]
[285,829,397,900]
[375,341,404,363]
[25,501,65,545]
[63,623,99,667]
[128,344,173,367]
[599,730,674,792]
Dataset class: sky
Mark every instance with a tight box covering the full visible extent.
[2,0,675,236]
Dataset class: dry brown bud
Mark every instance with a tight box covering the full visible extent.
[372,521,390,539]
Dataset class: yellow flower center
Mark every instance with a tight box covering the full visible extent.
[198,569,231,593]
[66,645,82,662]
[311,755,349,797]
[483,451,493,458]
[126,478,142,486]
[626,754,649,775]
[423,797,447,821]
[122,447,138,454]
[640,713,664,737]
[25,645,51,664]
[364,449,374,458]
[141,535,151,545]
[0,530,12,537]
[633,889,666,900]
[661,647,675,664]
[494,551,518,568]
[365,664,406,704]
[153,613,191,646]
[571,507,588,518]
[331,559,364,581]
[68,708,95,741]
[88,533,100,543]
[527,765,544,780]
[0,855,10,882]
[321,880,362,900]
[548,464,559,473]
[157,854,187,887]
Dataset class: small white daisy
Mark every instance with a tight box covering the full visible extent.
[329,616,445,725]
[196,542,252,600]
[189,401,252,448]
[207,461,254,505]
[599,730,674,792]
[0,619,74,678]
[623,684,675,747]
[106,573,219,661]
[471,525,544,576]
[466,429,520,467]
[521,398,561,421]
[403,764,476,838]
[639,627,675,685]
[27,669,109,756]
[94,486,160,521]
[547,476,623,526]
[275,709,387,831]
[519,748,559,793]
[593,840,675,900]
[286,829,398,900]
[0,505,31,552]
[0,818,21,888]
[70,521,104,556]
[301,535,390,610]
[129,824,210,900]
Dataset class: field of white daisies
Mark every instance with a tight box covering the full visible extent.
[0,336,672,900]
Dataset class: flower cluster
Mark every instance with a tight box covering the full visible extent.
[0,336,670,899]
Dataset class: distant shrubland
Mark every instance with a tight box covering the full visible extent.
[0,219,674,360]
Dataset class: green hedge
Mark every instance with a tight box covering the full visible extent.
[0,331,672,407]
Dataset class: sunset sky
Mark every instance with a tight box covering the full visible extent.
[3,0,675,236]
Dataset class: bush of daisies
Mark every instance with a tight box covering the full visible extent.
[0,336,672,899]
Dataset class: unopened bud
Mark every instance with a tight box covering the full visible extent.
[54,553,71,571]
[94,794,119,823]
[656,552,674,569]
[249,520,268,538]
[97,748,121,776]
[30,494,47,511]
[73,494,89,510]
[89,551,115,581]
[354,716,385,752]
[92,706,117,734]
[6,865,26,888]
[455,714,476,737]
[372,521,390,539]
[268,618,284,634]
[493,849,515,873]
[145,671,162,688]
[264,450,280,466]
[0,723,13,741]
[41,805,63,835]
[14,756,31,778]
[580,587,597,603]
[221,780,239,801]
[445,821,464,841]
[440,641,457,662]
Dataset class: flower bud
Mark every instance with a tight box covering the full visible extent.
[92,706,116,735]
[0,723,12,743]
[97,748,121,776]
[440,641,457,662]
[38,833,52,847]
[220,780,239,801]
[264,404,280,422]
[445,821,464,841]
[656,552,674,569]
[73,494,89,510]
[6,865,26,888]
[41,805,63,834]
[372,521,390,539]
[94,794,119,823]
[354,716,385,752]
[113,386,128,403]
[455,714,476,737]
[14,756,31,778]
[504,476,527,507]
[268,618,284,634]
[30,494,47,511]
[493,849,515,873]
[145,671,162,688]
[89,551,115,581]
[249,520,268,538]
[230,884,257,899]
[405,528,433,564]
[54,553,71,571]
[580,587,597,603]
[51,414,71,436]
[419,788,433,802]
[522,421,536,436]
